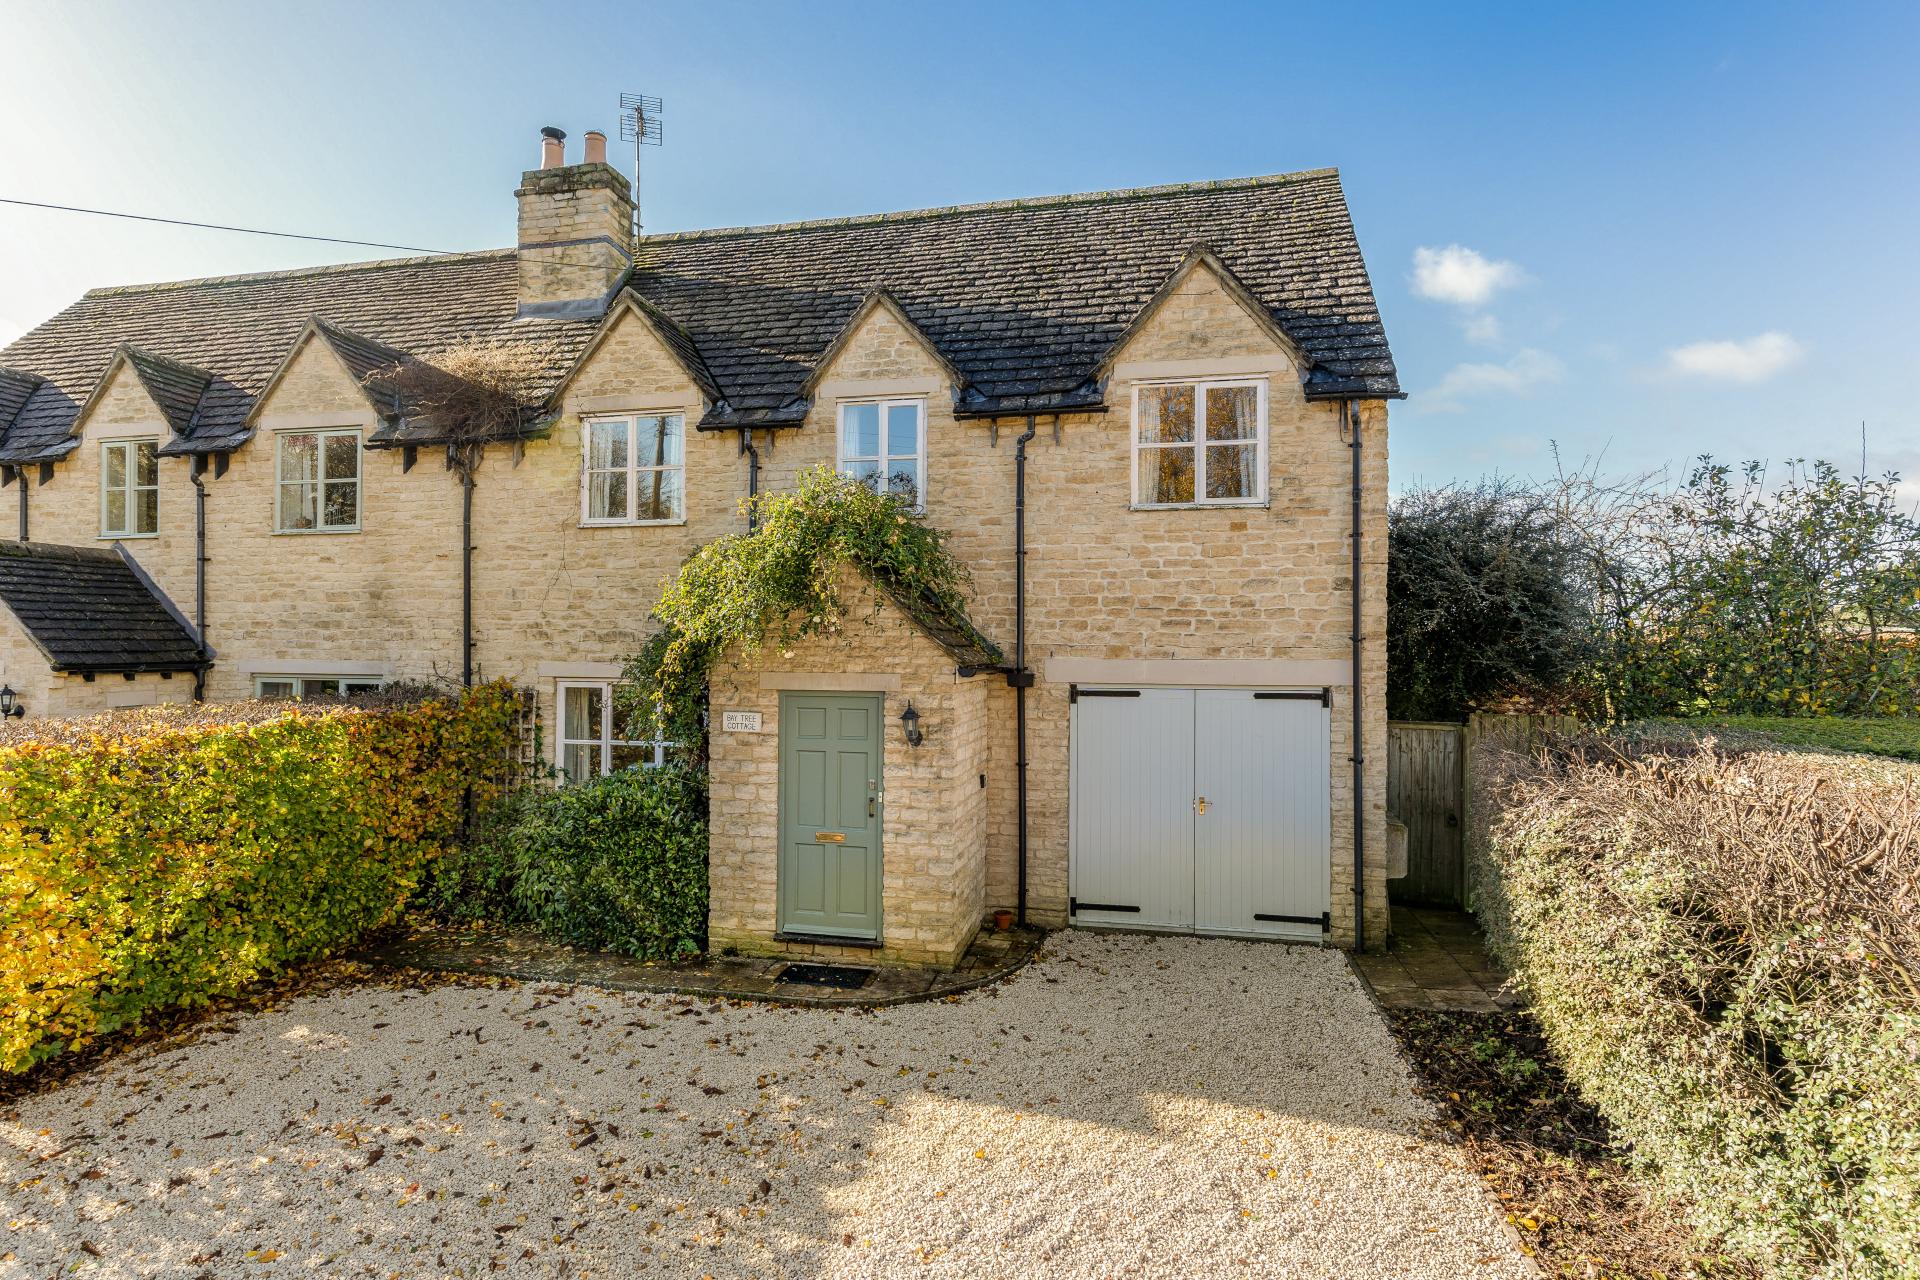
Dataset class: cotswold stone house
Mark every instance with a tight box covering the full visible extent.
[0,126,1401,962]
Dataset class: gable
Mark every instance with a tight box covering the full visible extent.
[803,292,959,401]
[251,332,383,424]
[73,360,171,441]
[1103,255,1306,372]
[558,301,712,409]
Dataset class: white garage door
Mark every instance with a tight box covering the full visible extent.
[1068,686,1331,942]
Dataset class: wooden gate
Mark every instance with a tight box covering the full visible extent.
[1387,721,1465,906]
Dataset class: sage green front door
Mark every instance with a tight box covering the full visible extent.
[778,693,883,940]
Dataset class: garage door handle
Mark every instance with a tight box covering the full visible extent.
[1194,796,1209,815]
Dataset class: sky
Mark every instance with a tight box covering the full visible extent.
[1,0,1916,497]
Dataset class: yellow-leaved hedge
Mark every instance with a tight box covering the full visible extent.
[0,683,521,1073]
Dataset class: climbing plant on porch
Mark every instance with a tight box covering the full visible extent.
[620,466,975,753]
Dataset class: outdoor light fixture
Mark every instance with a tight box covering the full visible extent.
[900,701,923,747]
[0,685,22,719]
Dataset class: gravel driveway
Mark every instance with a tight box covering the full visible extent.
[3,932,1531,1278]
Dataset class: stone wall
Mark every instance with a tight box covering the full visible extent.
[706,572,991,968]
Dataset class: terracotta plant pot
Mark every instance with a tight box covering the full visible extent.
[992,909,1015,932]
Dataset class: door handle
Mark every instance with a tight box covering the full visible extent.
[868,796,877,818]
[1195,796,1210,815]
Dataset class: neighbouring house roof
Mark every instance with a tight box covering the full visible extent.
[0,168,1399,463]
[0,541,206,673]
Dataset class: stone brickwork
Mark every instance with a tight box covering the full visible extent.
[707,571,991,968]
[515,163,632,315]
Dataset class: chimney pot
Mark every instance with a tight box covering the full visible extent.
[539,126,566,169]
[583,131,607,165]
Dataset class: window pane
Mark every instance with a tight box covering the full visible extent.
[886,403,920,457]
[307,679,342,696]
[1138,445,1195,505]
[635,468,682,522]
[280,434,318,483]
[885,460,921,506]
[323,480,358,528]
[842,403,880,458]
[1205,444,1259,500]
[588,420,628,470]
[563,685,603,742]
[279,482,316,530]
[1205,385,1259,441]
[634,415,682,466]
[135,488,159,534]
[135,441,159,485]
[1137,386,1195,444]
[324,433,358,480]
[841,458,881,489]
[103,444,127,488]
[562,743,599,783]
[610,743,653,773]
[104,489,128,533]
[257,679,297,699]
[342,679,382,693]
[589,470,627,520]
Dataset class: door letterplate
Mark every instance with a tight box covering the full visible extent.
[814,832,847,843]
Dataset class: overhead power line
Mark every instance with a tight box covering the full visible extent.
[0,196,454,255]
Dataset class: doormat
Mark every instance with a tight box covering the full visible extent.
[774,962,875,990]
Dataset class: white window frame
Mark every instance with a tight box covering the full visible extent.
[836,397,927,511]
[554,679,668,781]
[274,427,363,534]
[253,674,385,699]
[100,438,160,539]
[580,413,686,527]
[1130,377,1270,509]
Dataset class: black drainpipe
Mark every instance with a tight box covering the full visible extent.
[14,466,27,541]
[461,464,475,687]
[740,427,761,530]
[190,458,210,702]
[1346,399,1366,952]
[1012,414,1038,926]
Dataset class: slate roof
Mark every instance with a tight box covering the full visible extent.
[0,168,1398,463]
[0,541,206,672]
[869,570,1004,671]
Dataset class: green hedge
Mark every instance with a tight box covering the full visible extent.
[452,767,708,961]
[0,685,521,1073]
[1474,731,1920,1278]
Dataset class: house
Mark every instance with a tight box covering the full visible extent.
[0,125,1401,961]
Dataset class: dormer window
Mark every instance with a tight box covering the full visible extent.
[100,439,159,538]
[838,398,925,509]
[1132,379,1267,508]
[276,428,361,533]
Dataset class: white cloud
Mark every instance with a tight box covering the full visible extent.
[1461,313,1503,345]
[1664,332,1803,383]
[1424,348,1564,411]
[1410,244,1526,306]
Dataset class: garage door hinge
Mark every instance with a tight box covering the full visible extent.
[1253,911,1332,931]
[1069,897,1141,915]
[1254,688,1331,707]
[1069,686,1141,704]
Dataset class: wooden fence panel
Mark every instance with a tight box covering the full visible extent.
[1387,722,1466,906]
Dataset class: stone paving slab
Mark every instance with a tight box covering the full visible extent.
[1353,905,1518,1013]
[352,920,1045,1008]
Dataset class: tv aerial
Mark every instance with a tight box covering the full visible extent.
[619,93,663,239]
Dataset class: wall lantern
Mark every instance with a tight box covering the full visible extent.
[899,700,923,748]
[0,685,22,719]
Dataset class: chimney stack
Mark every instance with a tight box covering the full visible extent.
[515,124,633,320]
